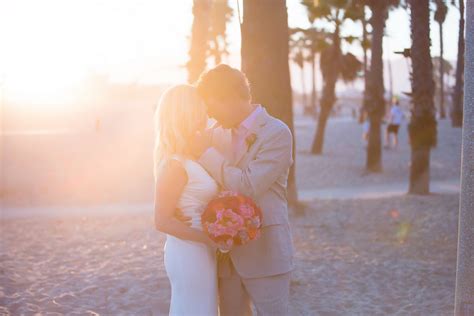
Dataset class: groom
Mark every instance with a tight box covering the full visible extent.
[187,64,294,315]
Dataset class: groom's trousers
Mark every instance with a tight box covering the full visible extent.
[218,258,291,316]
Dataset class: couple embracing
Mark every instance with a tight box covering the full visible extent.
[153,64,294,316]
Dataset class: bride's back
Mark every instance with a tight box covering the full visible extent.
[170,155,219,231]
[155,85,219,316]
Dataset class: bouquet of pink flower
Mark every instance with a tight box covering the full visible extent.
[201,191,263,252]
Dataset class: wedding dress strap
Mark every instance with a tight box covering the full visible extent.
[169,154,185,163]
[169,154,191,173]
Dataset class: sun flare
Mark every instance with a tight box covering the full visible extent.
[0,0,192,107]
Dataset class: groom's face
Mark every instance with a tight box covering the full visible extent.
[205,98,240,129]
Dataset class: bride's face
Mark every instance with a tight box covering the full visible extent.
[196,115,208,133]
[188,113,208,139]
[183,113,208,152]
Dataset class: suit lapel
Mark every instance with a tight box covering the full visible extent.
[233,108,270,166]
[233,141,249,167]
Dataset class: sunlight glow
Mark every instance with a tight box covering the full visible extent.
[0,0,192,106]
[0,0,460,107]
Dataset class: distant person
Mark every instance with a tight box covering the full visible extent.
[361,110,370,147]
[385,97,404,149]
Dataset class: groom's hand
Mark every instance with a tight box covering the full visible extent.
[174,208,192,226]
[189,129,212,158]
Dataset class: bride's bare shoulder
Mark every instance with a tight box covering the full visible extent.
[156,157,188,184]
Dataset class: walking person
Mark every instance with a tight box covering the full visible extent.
[385,97,404,149]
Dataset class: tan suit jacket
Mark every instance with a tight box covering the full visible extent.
[198,107,294,279]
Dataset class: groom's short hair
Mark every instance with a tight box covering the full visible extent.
[196,64,251,103]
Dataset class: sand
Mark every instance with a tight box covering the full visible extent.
[1,116,462,315]
[290,194,458,315]
[1,194,459,315]
[1,214,168,315]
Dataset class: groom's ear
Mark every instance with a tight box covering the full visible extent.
[206,97,219,108]
[205,98,223,120]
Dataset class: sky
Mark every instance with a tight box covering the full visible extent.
[0,0,462,103]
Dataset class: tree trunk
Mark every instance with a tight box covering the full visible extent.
[439,21,446,119]
[187,0,212,84]
[362,14,369,88]
[408,0,437,195]
[452,0,465,127]
[311,30,340,155]
[311,97,331,154]
[365,2,387,173]
[409,145,431,194]
[300,60,309,115]
[360,13,369,123]
[241,0,298,207]
[367,116,383,171]
[388,55,394,106]
[213,37,221,65]
[311,53,318,117]
[454,2,474,313]
[311,60,337,154]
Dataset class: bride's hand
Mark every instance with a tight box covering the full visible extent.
[201,234,232,252]
[204,237,232,253]
[217,243,232,253]
[204,237,220,251]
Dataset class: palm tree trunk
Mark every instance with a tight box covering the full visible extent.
[187,0,212,84]
[213,37,222,65]
[388,56,394,106]
[408,0,437,195]
[439,21,446,119]
[311,27,340,155]
[311,53,318,117]
[362,14,369,87]
[360,11,369,124]
[452,0,465,127]
[311,49,337,154]
[454,2,473,313]
[241,0,298,207]
[300,60,309,114]
[311,91,332,154]
[409,146,431,193]
[365,2,387,172]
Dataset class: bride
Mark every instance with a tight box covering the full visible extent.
[153,84,220,315]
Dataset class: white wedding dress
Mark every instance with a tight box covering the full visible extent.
[163,155,220,316]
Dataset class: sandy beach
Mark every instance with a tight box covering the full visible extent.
[1,194,459,315]
[1,117,462,315]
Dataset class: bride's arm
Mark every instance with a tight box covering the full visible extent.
[154,159,214,246]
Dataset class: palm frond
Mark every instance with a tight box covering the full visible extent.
[340,53,362,82]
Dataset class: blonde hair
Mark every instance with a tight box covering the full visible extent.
[153,84,207,180]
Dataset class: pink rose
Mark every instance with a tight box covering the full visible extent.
[239,204,255,218]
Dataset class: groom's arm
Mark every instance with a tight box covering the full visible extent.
[198,128,293,200]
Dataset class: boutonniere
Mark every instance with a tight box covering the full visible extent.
[245,133,257,152]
